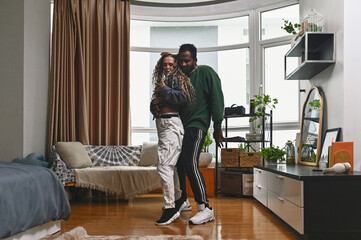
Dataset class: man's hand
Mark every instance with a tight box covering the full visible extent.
[213,129,226,148]
[150,97,162,119]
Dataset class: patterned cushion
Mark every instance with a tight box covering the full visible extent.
[49,146,75,185]
[84,145,142,166]
[50,145,142,185]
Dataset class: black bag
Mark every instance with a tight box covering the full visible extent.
[225,104,245,116]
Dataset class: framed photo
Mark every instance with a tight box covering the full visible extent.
[319,128,341,167]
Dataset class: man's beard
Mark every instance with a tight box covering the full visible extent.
[180,66,194,75]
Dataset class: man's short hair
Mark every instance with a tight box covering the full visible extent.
[179,44,197,59]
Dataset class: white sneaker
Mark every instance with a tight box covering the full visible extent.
[189,204,215,225]
[182,199,192,211]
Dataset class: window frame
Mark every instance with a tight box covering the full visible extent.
[130,2,300,138]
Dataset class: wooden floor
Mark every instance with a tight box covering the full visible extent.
[59,192,298,240]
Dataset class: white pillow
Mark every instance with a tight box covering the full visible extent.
[139,142,158,166]
[55,142,92,169]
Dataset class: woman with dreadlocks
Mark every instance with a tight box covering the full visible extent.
[150,52,195,225]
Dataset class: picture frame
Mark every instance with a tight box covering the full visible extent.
[318,128,341,167]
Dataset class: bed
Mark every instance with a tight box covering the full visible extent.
[0,161,71,239]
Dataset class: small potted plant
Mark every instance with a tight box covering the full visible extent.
[308,99,321,118]
[259,145,286,165]
[281,19,302,46]
[247,94,278,141]
[281,19,301,35]
[199,130,213,168]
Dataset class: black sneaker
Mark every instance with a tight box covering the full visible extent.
[156,208,180,225]
[175,198,187,212]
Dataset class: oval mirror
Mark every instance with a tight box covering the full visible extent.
[298,86,324,166]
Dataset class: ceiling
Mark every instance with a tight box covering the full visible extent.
[130,0,237,8]
[130,0,297,21]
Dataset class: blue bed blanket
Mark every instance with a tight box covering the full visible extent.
[0,161,71,238]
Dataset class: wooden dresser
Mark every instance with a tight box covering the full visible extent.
[254,164,361,239]
[186,166,215,197]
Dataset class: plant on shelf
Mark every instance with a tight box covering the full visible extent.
[249,94,278,129]
[260,145,286,165]
[308,99,321,113]
[202,130,213,152]
[200,130,213,168]
[281,19,301,35]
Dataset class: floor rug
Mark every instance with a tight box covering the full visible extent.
[41,226,203,240]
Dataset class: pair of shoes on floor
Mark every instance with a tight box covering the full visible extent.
[175,198,192,212]
[189,203,215,225]
[156,208,180,225]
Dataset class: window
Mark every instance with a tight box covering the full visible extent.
[130,16,250,145]
[260,4,300,145]
[261,4,299,40]
[130,3,300,147]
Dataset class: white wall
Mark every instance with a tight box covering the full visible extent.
[344,0,361,170]
[23,0,50,156]
[0,0,49,162]
[299,0,348,165]
[299,0,344,131]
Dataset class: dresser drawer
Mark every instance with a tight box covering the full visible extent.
[268,190,304,234]
[253,169,267,207]
[267,171,303,207]
[253,180,267,207]
[254,168,267,188]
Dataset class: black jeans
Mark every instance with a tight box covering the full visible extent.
[176,127,208,205]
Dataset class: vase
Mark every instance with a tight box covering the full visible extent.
[199,152,212,168]
[266,158,278,166]
[291,35,300,47]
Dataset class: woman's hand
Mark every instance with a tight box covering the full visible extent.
[154,79,165,93]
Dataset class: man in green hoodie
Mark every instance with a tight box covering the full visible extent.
[175,43,225,225]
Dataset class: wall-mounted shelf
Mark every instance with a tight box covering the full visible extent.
[284,32,335,80]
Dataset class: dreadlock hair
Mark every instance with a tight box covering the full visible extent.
[178,43,197,59]
[152,52,195,104]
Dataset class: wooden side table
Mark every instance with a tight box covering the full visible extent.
[186,166,215,197]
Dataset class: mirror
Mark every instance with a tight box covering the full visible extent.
[298,86,324,166]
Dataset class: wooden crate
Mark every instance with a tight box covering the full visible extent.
[220,171,254,196]
[220,148,244,167]
[239,152,262,167]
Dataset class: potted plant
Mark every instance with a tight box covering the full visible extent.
[308,99,321,118]
[199,130,213,167]
[281,19,301,35]
[281,19,302,46]
[259,145,286,165]
[247,94,278,141]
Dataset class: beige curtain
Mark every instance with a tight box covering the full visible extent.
[48,0,130,148]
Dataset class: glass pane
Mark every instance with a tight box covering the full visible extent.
[130,49,250,130]
[131,132,158,146]
[131,16,249,48]
[130,51,152,128]
[272,130,299,149]
[197,49,250,127]
[264,44,298,123]
[261,4,299,40]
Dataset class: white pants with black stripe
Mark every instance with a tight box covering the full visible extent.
[156,116,184,209]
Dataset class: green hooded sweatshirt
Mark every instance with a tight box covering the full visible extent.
[180,65,224,133]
